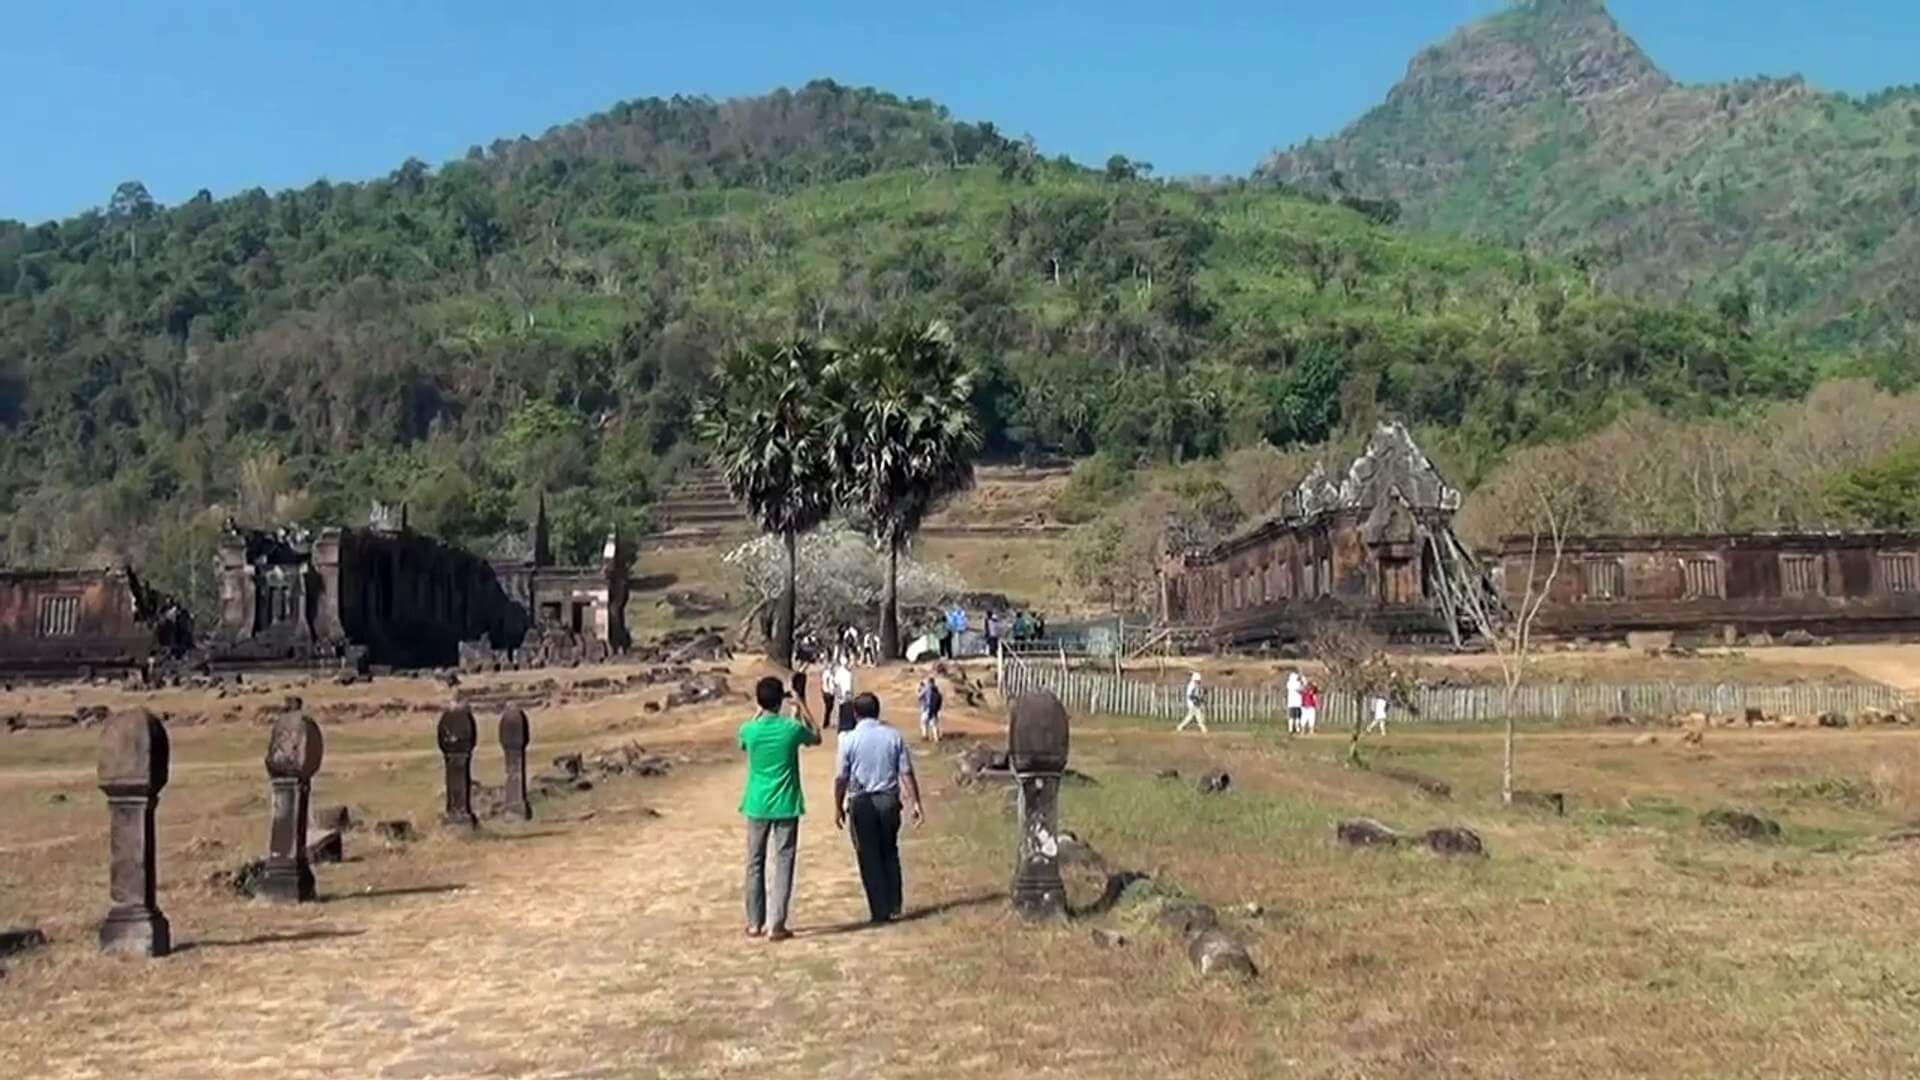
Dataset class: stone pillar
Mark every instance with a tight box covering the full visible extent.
[97,709,171,957]
[498,707,532,821]
[438,706,478,828]
[1008,691,1071,920]
[261,714,324,902]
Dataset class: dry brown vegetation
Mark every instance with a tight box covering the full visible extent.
[5,653,1920,1078]
[1457,380,1920,546]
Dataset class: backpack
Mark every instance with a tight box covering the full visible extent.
[925,684,943,712]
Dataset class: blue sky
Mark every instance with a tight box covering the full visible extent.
[3,1,1917,224]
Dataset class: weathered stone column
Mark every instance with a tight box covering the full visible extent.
[1008,691,1070,920]
[97,709,171,957]
[438,706,478,828]
[262,714,324,902]
[498,707,532,821]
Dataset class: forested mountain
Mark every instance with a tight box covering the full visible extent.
[1257,0,1920,344]
[0,78,1870,618]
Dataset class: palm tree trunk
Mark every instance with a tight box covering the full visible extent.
[771,530,797,668]
[880,536,901,662]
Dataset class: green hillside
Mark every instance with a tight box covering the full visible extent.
[0,78,1850,617]
[1258,0,1920,344]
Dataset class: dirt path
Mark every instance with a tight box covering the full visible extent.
[2,722,991,1079]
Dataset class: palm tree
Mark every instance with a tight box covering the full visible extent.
[697,338,838,667]
[830,320,982,661]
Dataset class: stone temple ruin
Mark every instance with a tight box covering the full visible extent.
[1158,422,1486,645]
[213,499,632,672]
[0,498,636,679]
[1159,421,1920,647]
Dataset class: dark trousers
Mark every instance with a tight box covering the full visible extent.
[847,790,903,922]
[822,691,836,727]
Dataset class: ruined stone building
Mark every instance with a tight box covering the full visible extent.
[213,504,518,670]
[0,567,191,676]
[1158,423,1483,644]
[214,500,633,671]
[480,496,633,664]
[1499,532,1920,643]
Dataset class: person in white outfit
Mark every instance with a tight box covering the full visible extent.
[1285,670,1305,735]
[829,659,856,734]
[1366,694,1389,735]
[1177,672,1208,734]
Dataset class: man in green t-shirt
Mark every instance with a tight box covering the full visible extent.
[739,675,821,941]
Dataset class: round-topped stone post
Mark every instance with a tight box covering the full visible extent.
[262,714,324,902]
[1008,691,1071,920]
[438,706,479,829]
[498,707,532,821]
[97,709,171,957]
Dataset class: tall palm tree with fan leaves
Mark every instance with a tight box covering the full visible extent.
[829,319,982,661]
[696,337,839,667]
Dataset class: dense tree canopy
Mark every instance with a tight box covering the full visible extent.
[0,80,1890,625]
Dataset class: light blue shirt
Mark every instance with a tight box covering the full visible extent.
[835,718,914,795]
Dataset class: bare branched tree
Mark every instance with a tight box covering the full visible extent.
[1307,619,1416,767]
[1450,450,1580,806]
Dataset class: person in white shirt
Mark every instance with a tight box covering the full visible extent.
[829,659,856,733]
[1177,672,1208,734]
[1366,694,1389,735]
[1285,670,1305,734]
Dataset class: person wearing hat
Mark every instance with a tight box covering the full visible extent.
[1177,671,1208,734]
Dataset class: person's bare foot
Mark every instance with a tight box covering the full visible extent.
[767,927,793,942]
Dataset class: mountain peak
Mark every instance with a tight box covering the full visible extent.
[1392,0,1668,112]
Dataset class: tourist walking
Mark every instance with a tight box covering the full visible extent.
[942,605,967,659]
[834,693,924,923]
[828,657,856,733]
[1177,671,1208,734]
[1285,670,1305,734]
[1366,694,1389,735]
[1301,681,1320,735]
[739,676,821,942]
[984,610,1002,656]
[917,675,944,742]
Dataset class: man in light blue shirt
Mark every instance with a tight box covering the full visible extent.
[833,693,925,923]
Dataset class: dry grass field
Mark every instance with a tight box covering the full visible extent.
[3,651,1919,1078]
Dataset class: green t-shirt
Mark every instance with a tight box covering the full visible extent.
[738,713,820,820]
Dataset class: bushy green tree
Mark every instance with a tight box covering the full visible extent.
[697,338,838,666]
[829,319,981,659]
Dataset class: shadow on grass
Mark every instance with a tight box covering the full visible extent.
[799,890,1005,938]
[481,829,568,842]
[177,928,366,953]
[321,883,467,904]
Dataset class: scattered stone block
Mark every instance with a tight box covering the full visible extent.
[307,830,344,865]
[1336,818,1404,848]
[1817,712,1849,729]
[1188,928,1258,979]
[1421,826,1486,857]
[1090,928,1129,948]
[1154,768,1181,781]
[1196,770,1231,795]
[0,927,47,958]
[1632,733,1659,747]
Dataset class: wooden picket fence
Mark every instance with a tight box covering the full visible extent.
[996,651,1909,726]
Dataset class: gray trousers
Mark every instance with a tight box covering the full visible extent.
[744,817,799,932]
